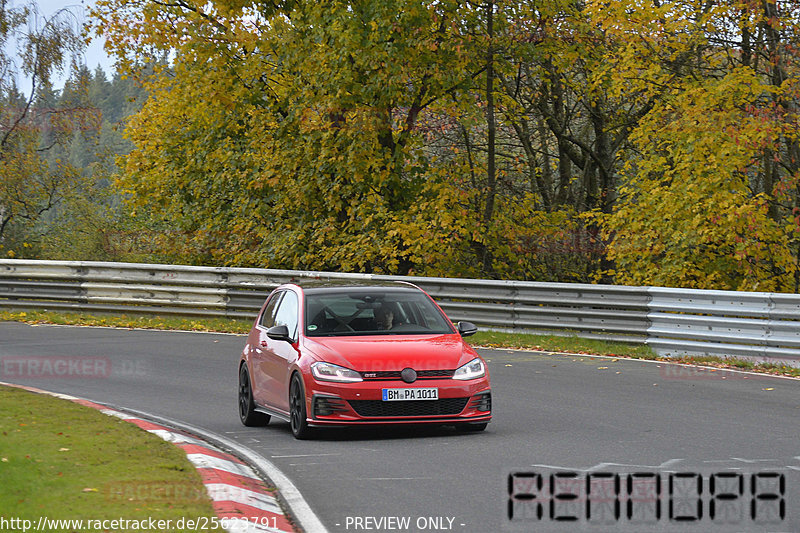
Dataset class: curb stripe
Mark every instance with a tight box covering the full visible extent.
[197,469,271,493]
[205,484,284,514]
[147,428,207,445]
[100,408,139,420]
[126,418,175,432]
[186,453,263,480]
[177,443,248,463]
[72,399,110,410]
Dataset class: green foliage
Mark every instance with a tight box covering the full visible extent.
[0,2,84,257]
[96,0,489,273]
[79,0,800,291]
[1,61,150,261]
[594,0,800,291]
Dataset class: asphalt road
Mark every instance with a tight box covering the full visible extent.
[1,322,799,533]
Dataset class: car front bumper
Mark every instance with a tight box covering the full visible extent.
[304,377,492,426]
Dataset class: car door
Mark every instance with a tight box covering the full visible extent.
[251,291,282,407]
[257,289,300,412]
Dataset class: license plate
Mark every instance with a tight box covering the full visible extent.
[382,388,439,401]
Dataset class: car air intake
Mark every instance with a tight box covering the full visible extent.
[469,392,492,412]
[313,396,348,417]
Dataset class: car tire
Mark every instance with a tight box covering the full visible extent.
[456,422,488,432]
[239,364,270,427]
[289,373,314,439]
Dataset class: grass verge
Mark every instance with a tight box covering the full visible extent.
[0,309,252,334]
[2,309,798,378]
[0,385,226,532]
[470,330,656,359]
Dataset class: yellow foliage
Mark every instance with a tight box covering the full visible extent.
[602,64,797,291]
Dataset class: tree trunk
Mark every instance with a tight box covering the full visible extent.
[481,0,496,275]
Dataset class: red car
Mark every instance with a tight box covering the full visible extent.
[238,281,492,438]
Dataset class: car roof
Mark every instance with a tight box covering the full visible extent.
[284,279,421,294]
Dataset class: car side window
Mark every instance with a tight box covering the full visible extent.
[273,291,299,340]
[259,292,283,329]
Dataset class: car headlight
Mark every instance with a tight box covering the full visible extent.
[311,362,363,383]
[453,358,486,380]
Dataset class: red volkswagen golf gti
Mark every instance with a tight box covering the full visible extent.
[238,281,492,438]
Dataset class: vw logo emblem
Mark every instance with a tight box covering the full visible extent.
[400,368,417,383]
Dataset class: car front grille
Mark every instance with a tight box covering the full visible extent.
[359,370,455,381]
[348,397,469,418]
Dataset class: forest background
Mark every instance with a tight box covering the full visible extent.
[3,0,800,292]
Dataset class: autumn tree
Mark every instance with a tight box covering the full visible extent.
[423,1,643,280]
[597,0,800,291]
[92,0,491,274]
[32,65,149,261]
[90,0,800,290]
[0,1,85,255]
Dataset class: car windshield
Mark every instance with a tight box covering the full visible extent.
[304,289,455,337]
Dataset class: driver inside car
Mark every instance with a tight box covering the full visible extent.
[374,304,395,330]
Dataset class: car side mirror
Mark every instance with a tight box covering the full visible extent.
[457,321,478,337]
[267,324,292,342]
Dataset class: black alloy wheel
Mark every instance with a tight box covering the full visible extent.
[289,373,313,439]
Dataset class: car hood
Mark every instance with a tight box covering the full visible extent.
[302,334,475,371]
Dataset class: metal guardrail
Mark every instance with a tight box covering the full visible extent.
[647,288,800,362]
[1,259,799,365]
[0,259,650,341]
